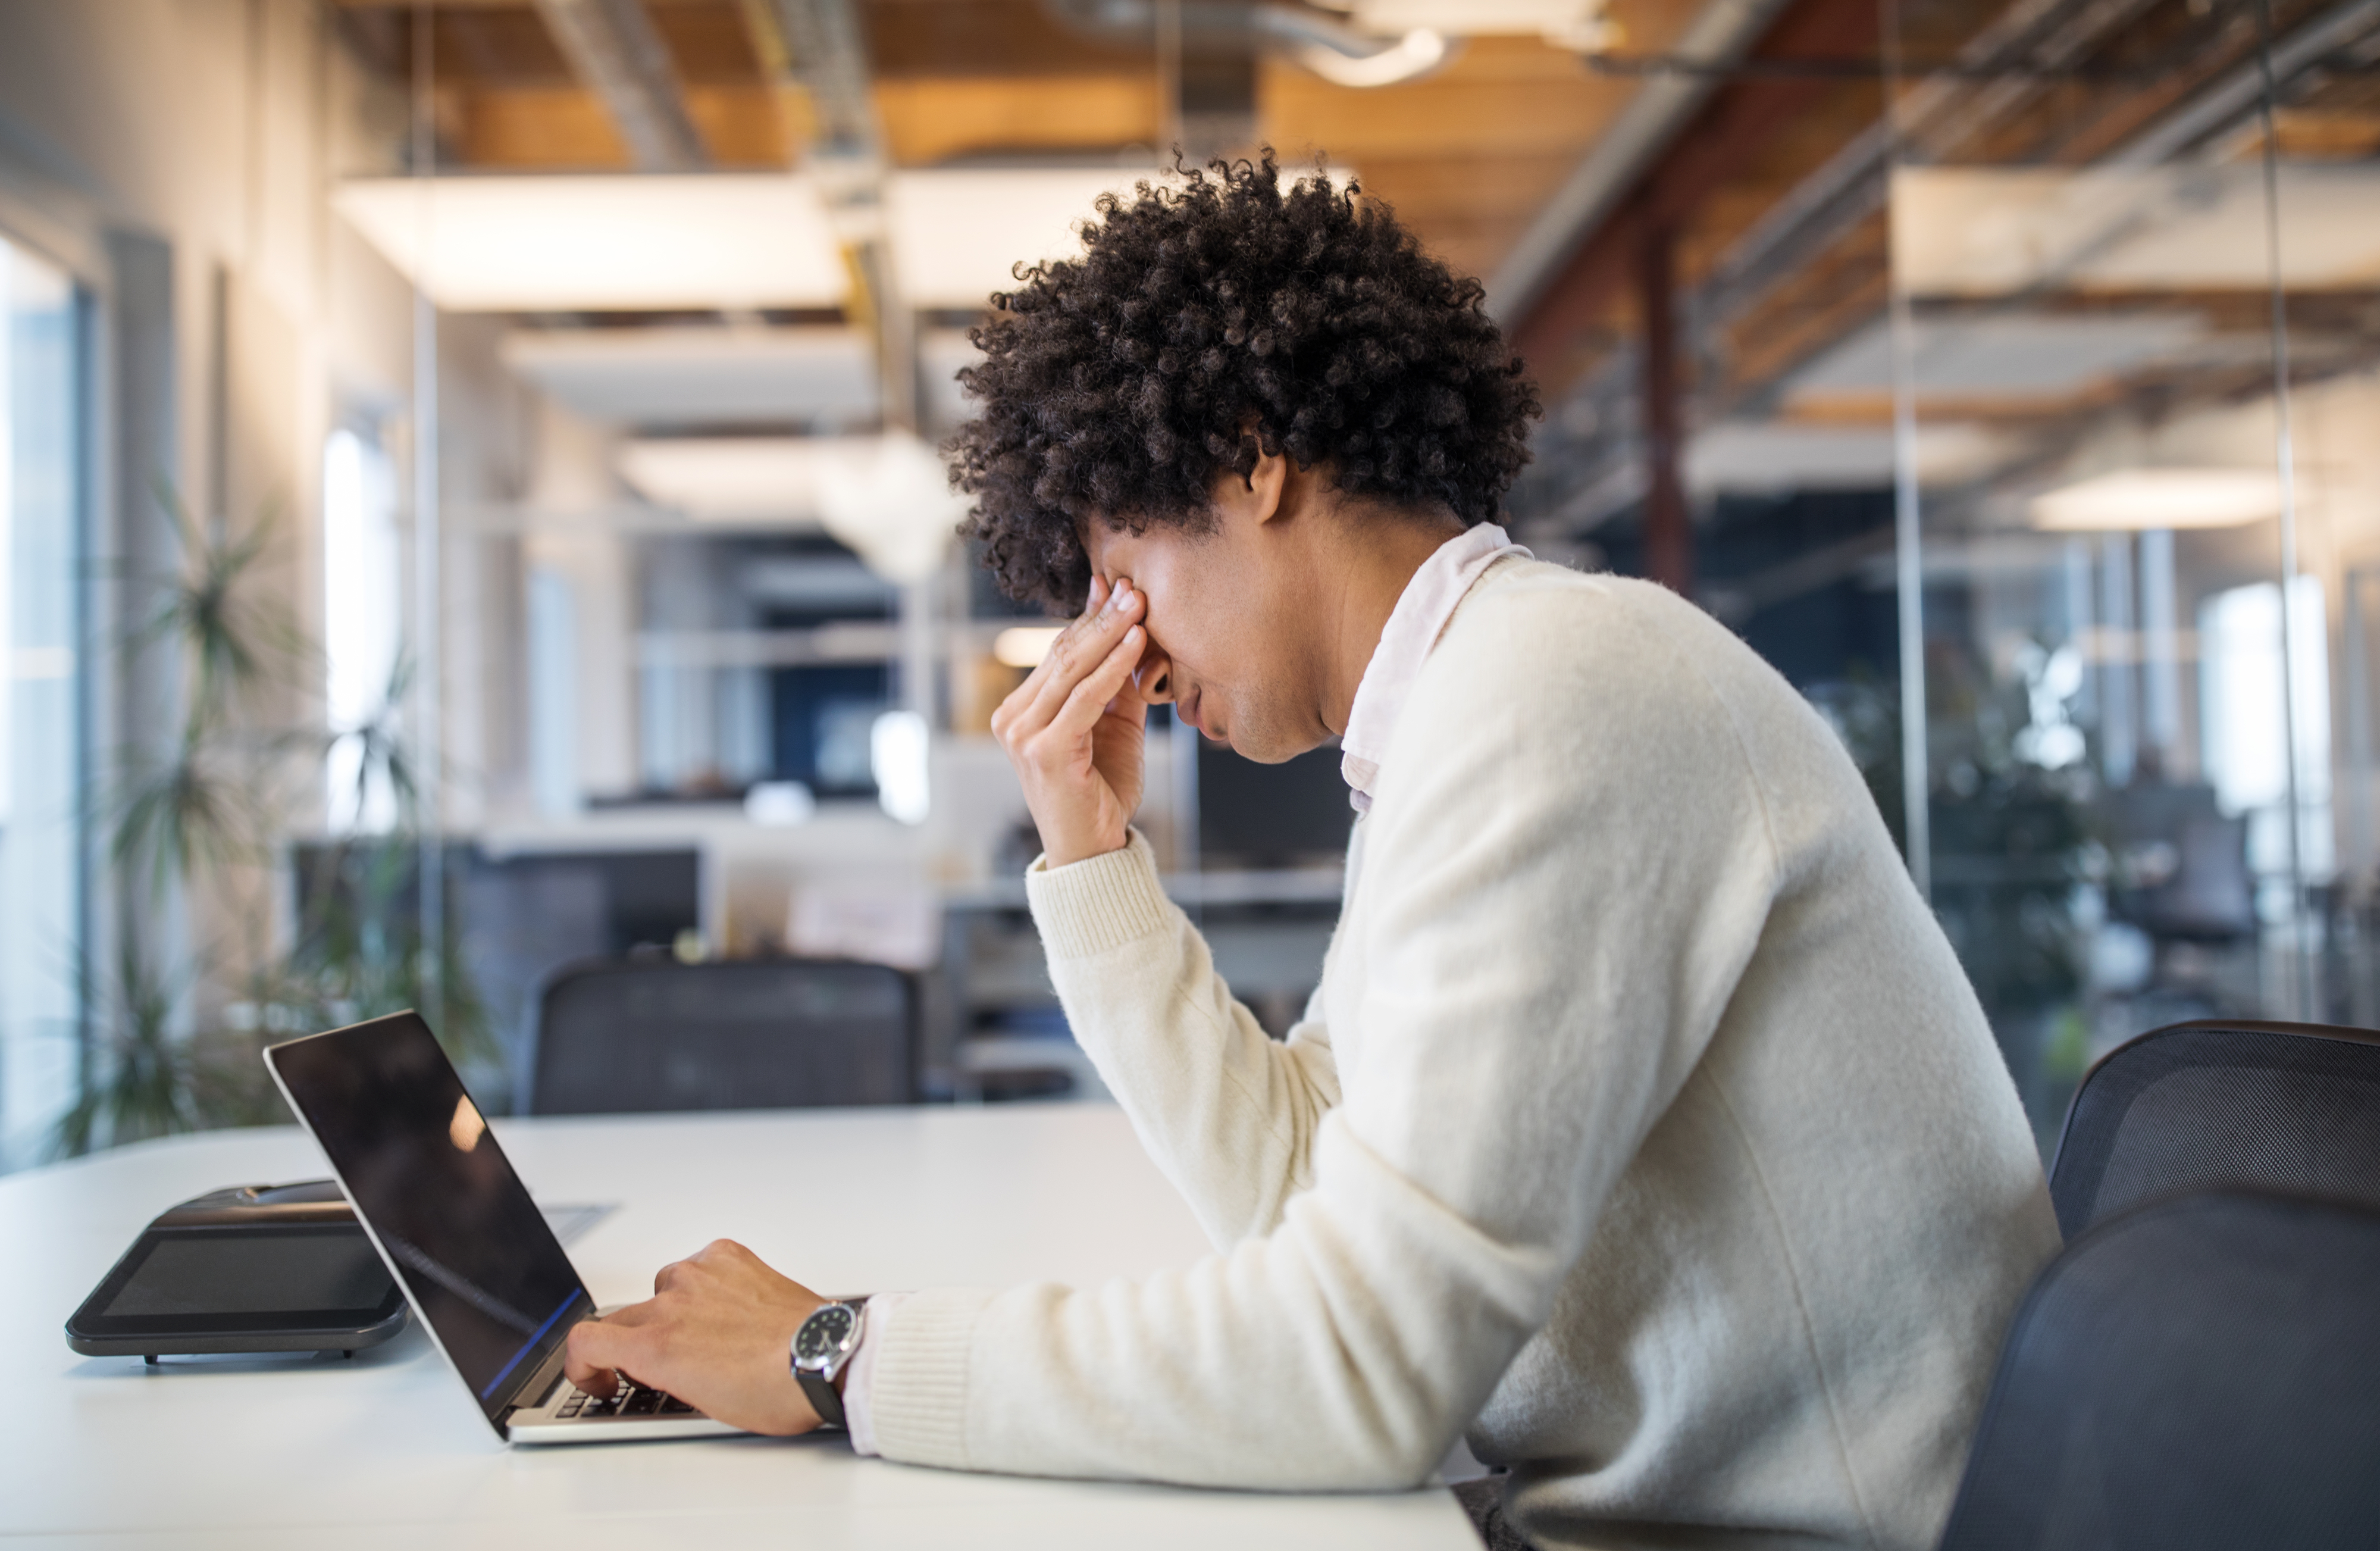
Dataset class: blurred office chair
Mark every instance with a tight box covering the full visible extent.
[522,959,915,1115]
[2047,1018,2380,1239]
[2103,783,2254,942]
[1937,1189,2380,1551]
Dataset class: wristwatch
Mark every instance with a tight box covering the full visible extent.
[790,1297,869,1430]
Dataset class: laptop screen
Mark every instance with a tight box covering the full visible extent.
[268,1012,591,1424]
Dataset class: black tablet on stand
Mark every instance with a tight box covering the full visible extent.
[65,1180,409,1363]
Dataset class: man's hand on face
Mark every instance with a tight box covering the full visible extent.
[991,574,1150,868]
[562,1239,828,1436]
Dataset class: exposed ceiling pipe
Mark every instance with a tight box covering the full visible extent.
[2107,0,2380,165]
[759,0,882,155]
[1700,0,2380,351]
[533,0,709,170]
[1482,0,1793,330]
[1041,0,1457,88]
[745,0,917,431]
[1698,0,2166,333]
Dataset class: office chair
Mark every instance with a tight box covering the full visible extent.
[2047,1018,2380,1238]
[522,959,915,1115]
[1937,1189,2380,1551]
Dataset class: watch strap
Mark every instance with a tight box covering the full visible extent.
[797,1363,847,1430]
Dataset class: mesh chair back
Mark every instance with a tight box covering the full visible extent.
[525,959,914,1115]
[2047,1018,2380,1238]
[1937,1189,2380,1551]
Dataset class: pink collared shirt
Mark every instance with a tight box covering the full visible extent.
[844,521,1528,1455]
[1339,523,1532,812]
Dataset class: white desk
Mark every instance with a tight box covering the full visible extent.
[2,1104,1476,1549]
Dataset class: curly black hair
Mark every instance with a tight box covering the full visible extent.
[947,152,1541,609]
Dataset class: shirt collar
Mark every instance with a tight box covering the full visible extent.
[1339,524,1530,812]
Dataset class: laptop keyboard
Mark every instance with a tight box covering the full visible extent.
[553,1381,700,1420]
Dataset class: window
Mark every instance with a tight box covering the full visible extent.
[322,425,402,833]
[0,234,84,1169]
[2201,577,2333,896]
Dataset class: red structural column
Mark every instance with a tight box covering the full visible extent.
[1638,223,1693,597]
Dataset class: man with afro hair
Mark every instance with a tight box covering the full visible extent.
[568,156,2058,1551]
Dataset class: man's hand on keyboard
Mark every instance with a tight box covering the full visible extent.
[563,1239,826,1436]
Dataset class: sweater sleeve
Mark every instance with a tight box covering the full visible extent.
[869,584,1782,1490]
[1022,830,1343,1250]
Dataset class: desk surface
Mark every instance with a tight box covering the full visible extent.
[3,1105,1473,1549]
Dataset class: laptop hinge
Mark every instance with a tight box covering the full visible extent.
[502,1332,575,1422]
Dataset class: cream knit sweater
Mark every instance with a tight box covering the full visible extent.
[869,562,2060,1551]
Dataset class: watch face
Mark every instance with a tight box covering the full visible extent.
[795,1303,856,1366]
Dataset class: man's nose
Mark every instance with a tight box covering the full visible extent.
[1129,639,1176,704]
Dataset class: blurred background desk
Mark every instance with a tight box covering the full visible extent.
[2,1105,1472,1550]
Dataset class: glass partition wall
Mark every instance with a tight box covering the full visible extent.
[1883,0,2373,1142]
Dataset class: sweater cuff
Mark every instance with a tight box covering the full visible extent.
[867,1285,998,1470]
[840,1291,907,1456]
[1024,828,1173,961]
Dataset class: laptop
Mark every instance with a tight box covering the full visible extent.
[265,1010,738,1445]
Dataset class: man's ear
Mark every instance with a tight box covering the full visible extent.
[1213,445,1291,529]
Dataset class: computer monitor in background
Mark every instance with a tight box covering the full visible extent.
[1197,742,1354,871]
[290,843,703,1103]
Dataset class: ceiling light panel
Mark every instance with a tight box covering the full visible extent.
[1350,1,1602,35]
[343,168,1356,316]
[1895,165,2380,296]
[1686,421,2015,493]
[1788,314,2207,401]
[616,436,862,520]
[887,167,1165,311]
[2030,469,2287,532]
[336,175,847,311]
[502,326,877,427]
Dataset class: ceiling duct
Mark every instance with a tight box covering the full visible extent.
[532,0,708,170]
[1485,0,1792,329]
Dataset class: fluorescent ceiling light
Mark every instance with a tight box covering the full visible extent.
[2030,469,2285,532]
[503,326,876,427]
[1789,313,2206,401]
[1348,0,1607,39]
[890,165,1352,309]
[888,168,1168,310]
[992,627,1061,668]
[1684,421,2015,493]
[501,323,984,432]
[1894,165,2380,296]
[345,168,1354,315]
[617,436,865,521]
[619,433,966,581]
[337,174,847,311]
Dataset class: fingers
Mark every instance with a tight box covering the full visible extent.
[997,580,1145,747]
[994,574,1108,734]
[563,1316,628,1397]
[1023,584,1144,731]
[1039,626,1147,747]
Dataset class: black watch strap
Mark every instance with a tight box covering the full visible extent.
[797,1363,847,1430]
